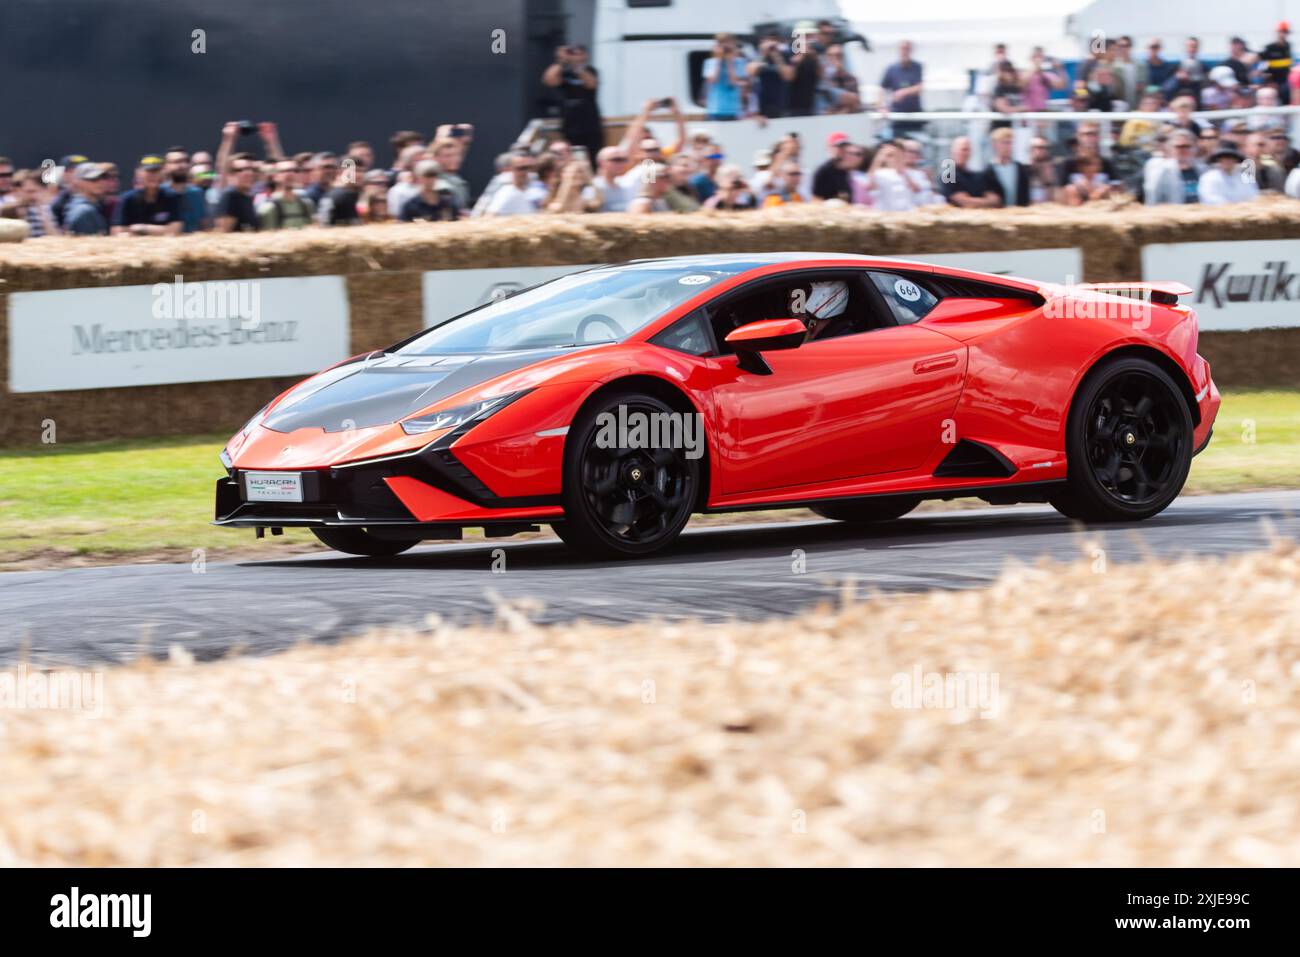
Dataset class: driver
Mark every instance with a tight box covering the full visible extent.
[790,280,850,342]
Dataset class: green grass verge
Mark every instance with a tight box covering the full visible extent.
[0,391,1295,569]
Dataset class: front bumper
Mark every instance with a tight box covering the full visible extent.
[214,440,562,529]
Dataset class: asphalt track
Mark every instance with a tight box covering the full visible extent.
[1,490,1296,667]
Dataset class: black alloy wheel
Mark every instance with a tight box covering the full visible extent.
[1050,357,1193,522]
[554,392,699,558]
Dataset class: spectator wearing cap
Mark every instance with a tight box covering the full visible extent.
[880,41,924,135]
[1145,130,1203,205]
[689,146,725,201]
[812,132,855,202]
[941,136,1000,208]
[748,145,774,196]
[258,159,316,229]
[485,153,541,216]
[214,153,260,232]
[1199,145,1259,205]
[1260,23,1293,103]
[984,128,1031,206]
[63,163,111,235]
[112,156,182,236]
[400,159,459,221]
[161,148,209,232]
[1202,65,1238,111]
[50,154,89,229]
[702,33,747,120]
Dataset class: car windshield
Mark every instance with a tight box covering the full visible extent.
[392,262,748,355]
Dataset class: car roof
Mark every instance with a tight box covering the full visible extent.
[598,253,1044,294]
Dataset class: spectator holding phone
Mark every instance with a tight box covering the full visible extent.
[542,44,604,159]
[703,33,748,120]
[748,34,793,118]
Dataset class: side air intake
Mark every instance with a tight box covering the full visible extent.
[933,440,1018,479]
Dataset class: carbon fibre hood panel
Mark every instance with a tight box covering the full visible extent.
[263,350,556,433]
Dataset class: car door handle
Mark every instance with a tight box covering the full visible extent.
[913,353,959,375]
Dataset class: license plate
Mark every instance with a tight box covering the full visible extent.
[244,471,304,503]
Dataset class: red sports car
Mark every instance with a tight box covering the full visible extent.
[215,253,1220,558]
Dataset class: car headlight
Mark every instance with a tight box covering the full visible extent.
[221,403,271,466]
[401,394,517,436]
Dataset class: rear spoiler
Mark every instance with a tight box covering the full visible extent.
[1075,281,1193,306]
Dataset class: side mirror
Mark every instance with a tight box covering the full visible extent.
[724,318,806,374]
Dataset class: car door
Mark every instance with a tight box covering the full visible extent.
[704,269,967,495]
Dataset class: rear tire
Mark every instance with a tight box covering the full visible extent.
[311,527,418,557]
[1051,357,1193,523]
[556,389,700,559]
[811,496,920,523]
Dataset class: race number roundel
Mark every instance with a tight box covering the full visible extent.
[894,278,922,302]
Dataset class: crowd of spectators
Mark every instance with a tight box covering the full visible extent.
[4,23,1300,238]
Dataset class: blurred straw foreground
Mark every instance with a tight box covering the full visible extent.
[2,542,1298,866]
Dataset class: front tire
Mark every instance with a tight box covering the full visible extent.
[811,496,920,523]
[311,527,418,557]
[1050,357,1193,523]
[555,390,699,559]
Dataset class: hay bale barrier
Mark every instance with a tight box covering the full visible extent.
[1,544,1297,866]
[1,203,1297,447]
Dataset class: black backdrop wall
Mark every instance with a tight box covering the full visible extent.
[0,0,568,192]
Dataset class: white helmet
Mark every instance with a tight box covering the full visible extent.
[804,280,849,319]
